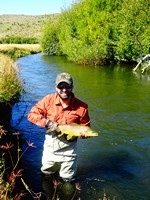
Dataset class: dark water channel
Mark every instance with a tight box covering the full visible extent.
[11,53,150,200]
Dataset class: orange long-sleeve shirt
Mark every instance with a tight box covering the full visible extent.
[28,93,90,127]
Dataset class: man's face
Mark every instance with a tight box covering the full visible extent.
[56,82,73,100]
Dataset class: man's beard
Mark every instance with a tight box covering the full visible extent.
[59,92,72,100]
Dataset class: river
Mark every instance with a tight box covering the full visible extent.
[11,53,150,200]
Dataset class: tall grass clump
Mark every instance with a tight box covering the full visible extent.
[41,0,150,65]
[0,53,23,103]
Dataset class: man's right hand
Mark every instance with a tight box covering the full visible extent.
[46,120,61,134]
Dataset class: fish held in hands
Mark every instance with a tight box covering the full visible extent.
[46,123,99,140]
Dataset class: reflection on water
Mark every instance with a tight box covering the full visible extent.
[11,53,150,200]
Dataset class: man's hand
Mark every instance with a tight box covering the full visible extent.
[46,120,60,134]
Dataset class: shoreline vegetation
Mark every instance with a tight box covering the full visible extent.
[0,44,41,59]
[41,0,149,66]
[0,44,42,199]
[0,52,22,103]
[0,44,41,104]
[0,43,42,131]
[0,44,41,130]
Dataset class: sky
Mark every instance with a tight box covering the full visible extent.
[0,0,76,15]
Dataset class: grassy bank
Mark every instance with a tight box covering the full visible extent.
[0,44,42,199]
[0,44,41,59]
[0,44,41,105]
[0,44,41,127]
[0,53,24,103]
[0,43,42,104]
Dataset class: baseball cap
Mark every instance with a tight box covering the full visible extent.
[56,73,73,86]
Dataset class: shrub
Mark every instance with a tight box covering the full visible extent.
[41,0,150,65]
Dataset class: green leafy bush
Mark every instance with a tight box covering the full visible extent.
[41,0,150,65]
[40,20,62,55]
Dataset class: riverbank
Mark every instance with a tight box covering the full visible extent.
[0,44,42,128]
[0,45,43,199]
[0,44,41,59]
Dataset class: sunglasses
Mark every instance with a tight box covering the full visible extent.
[57,84,72,90]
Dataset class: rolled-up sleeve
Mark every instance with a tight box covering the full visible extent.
[28,97,48,127]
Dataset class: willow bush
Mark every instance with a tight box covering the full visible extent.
[41,20,62,55]
[115,0,150,62]
[41,0,150,65]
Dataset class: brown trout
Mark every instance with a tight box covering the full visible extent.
[46,123,99,140]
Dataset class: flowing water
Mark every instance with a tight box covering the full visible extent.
[11,53,150,200]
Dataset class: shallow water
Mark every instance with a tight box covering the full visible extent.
[11,53,150,200]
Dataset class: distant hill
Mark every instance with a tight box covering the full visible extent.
[0,14,59,40]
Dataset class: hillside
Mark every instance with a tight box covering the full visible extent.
[0,14,59,40]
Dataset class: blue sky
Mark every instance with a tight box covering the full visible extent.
[0,0,76,15]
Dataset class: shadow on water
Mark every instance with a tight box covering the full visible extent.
[9,53,150,200]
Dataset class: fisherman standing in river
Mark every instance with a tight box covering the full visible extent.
[28,72,90,182]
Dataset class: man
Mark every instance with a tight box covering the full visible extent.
[28,72,90,182]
